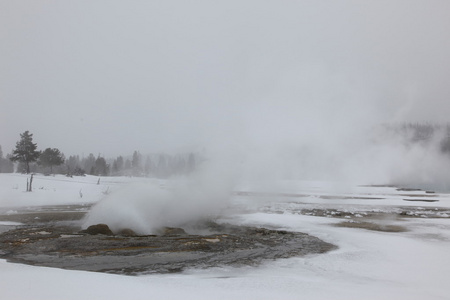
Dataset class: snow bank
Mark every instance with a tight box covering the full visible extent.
[0,174,135,208]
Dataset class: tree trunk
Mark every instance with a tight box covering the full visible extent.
[29,174,33,192]
[26,174,33,192]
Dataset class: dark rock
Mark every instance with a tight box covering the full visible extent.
[81,224,114,235]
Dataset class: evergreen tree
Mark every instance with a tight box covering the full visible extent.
[1,154,14,173]
[95,156,109,176]
[0,146,13,173]
[132,151,142,176]
[38,148,65,174]
[112,156,124,175]
[66,155,81,175]
[83,153,96,175]
[9,131,40,174]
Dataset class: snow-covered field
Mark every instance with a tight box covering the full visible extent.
[1,173,449,300]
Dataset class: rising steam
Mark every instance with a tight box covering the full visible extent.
[83,160,235,234]
[83,122,450,235]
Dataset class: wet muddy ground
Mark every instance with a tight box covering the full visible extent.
[0,205,335,275]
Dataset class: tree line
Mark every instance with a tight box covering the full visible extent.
[1,131,200,178]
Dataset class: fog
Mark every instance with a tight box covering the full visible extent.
[2,1,450,189]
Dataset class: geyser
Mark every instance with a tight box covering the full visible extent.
[82,179,231,235]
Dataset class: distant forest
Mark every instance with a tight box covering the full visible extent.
[0,142,201,178]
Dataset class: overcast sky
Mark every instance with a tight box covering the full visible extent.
[1,0,450,158]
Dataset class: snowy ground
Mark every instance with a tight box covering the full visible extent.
[0,173,449,300]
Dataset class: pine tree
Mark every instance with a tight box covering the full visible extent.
[95,156,109,176]
[83,153,96,175]
[38,148,65,174]
[0,145,12,173]
[132,151,142,176]
[9,131,40,174]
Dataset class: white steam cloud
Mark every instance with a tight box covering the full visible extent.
[83,160,235,234]
[83,123,450,234]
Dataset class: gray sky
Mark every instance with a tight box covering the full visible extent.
[1,0,450,158]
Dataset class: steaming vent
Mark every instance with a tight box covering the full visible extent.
[82,181,230,235]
